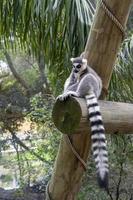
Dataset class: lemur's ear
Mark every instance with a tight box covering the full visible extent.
[70,58,74,62]
[82,58,87,64]
[80,52,85,58]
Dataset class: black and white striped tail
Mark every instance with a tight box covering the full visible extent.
[85,93,109,190]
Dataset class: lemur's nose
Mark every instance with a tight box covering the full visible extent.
[74,69,79,73]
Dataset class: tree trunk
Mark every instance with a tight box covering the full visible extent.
[48,0,132,199]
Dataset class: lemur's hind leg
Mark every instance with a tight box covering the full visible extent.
[76,74,101,98]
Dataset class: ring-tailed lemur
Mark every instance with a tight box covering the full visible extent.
[57,56,109,190]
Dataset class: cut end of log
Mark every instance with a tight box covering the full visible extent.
[52,97,82,134]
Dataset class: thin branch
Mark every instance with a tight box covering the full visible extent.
[107,190,114,200]
[115,137,127,200]
[115,162,124,200]
[129,193,132,200]
[12,139,24,184]
[24,58,36,68]
[9,129,50,164]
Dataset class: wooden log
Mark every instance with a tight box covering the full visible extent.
[53,97,133,134]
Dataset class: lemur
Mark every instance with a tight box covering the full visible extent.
[57,55,109,190]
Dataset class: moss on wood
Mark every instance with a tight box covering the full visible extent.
[52,97,81,134]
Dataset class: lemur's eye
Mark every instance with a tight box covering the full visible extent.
[73,63,81,69]
[76,64,81,68]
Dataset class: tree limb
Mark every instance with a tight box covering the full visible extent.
[4,50,30,92]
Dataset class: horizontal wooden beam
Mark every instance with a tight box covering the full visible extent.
[52,98,133,134]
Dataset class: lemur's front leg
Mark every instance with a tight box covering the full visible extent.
[56,82,79,101]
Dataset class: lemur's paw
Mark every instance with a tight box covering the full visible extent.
[56,92,79,101]
[66,91,79,97]
[56,94,70,101]
[56,95,65,101]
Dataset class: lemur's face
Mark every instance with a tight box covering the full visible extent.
[70,57,87,74]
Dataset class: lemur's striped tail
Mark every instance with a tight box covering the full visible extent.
[85,93,109,190]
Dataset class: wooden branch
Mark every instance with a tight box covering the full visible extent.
[53,97,133,134]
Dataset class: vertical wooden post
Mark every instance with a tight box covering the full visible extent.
[47,1,132,199]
